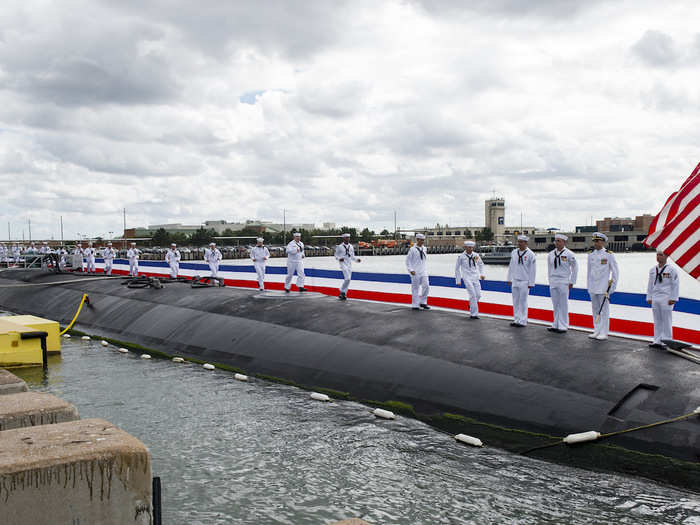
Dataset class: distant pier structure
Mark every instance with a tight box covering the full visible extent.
[485,196,506,243]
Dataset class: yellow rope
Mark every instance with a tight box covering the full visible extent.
[59,293,88,335]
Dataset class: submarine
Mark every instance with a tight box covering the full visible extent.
[0,268,698,490]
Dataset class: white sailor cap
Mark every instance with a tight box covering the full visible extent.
[554,233,568,241]
[107,242,112,246]
[171,243,177,247]
[256,237,264,242]
[209,242,216,246]
[517,235,529,242]
[592,232,607,242]
[416,233,425,240]
[464,240,475,247]
[293,232,301,237]
[341,233,350,238]
[42,241,48,244]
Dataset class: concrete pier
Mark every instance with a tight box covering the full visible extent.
[0,391,80,431]
[0,370,28,395]
[0,418,153,525]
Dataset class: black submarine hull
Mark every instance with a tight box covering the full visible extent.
[0,270,698,489]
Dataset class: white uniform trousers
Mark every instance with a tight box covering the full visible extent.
[462,279,481,316]
[129,259,139,276]
[410,273,430,308]
[169,262,179,278]
[511,281,530,325]
[340,267,352,294]
[285,261,305,290]
[651,300,674,344]
[104,259,113,276]
[550,284,570,331]
[590,293,610,337]
[86,256,95,273]
[209,262,219,278]
[254,261,266,289]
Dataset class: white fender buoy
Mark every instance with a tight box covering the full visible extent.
[172,357,185,363]
[694,406,700,415]
[373,408,396,420]
[63,334,71,339]
[118,348,129,354]
[140,354,151,360]
[234,373,248,382]
[563,431,601,445]
[81,336,90,341]
[455,433,483,447]
[310,392,330,402]
[100,340,109,347]
[203,363,215,370]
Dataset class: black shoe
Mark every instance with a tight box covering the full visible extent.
[555,329,567,334]
[298,287,307,292]
[547,327,557,332]
[420,304,431,310]
[510,322,520,327]
[470,316,479,320]
[648,343,666,349]
[412,307,420,311]
[339,294,347,301]
[285,289,290,293]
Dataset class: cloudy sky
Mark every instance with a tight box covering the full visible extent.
[1,0,699,240]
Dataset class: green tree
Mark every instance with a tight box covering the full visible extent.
[189,227,216,246]
[152,228,171,247]
[360,228,374,242]
[464,229,473,239]
[380,229,390,236]
[475,228,493,242]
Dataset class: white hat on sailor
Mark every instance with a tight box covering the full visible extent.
[107,242,112,246]
[517,234,529,242]
[171,243,177,246]
[256,237,264,242]
[209,242,216,246]
[415,233,425,240]
[464,240,475,247]
[341,233,350,238]
[592,232,607,242]
[293,232,301,237]
[554,233,568,241]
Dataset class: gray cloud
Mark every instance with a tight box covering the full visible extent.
[631,30,679,67]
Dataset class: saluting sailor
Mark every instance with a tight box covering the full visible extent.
[250,237,270,291]
[646,250,679,349]
[285,232,306,292]
[335,233,360,301]
[587,232,619,341]
[84,242,97,274]
[127,242,141,277]
[455,240,485,319]
[102,242,117,276]
[204,242,222,279]
[406,233,430,310]
[166,243,181,279]
[547,233,578,333]
[507,235,536,327]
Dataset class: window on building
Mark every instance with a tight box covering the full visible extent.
[637,235,646,241]
[437,232,443,236]
[446,231,452,236]
[614,235,628,241]
[428,232,434,236]
[573,236,585,242]
[535,237,547,243]
[453,231,461,235]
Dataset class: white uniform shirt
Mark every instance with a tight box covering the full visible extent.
[646,264,680,302]
[335,243,358,267]
[84,247,96,258]
[204,248,222,264]
[127,248,141,260]
[250,246,270,262]
[406,244,428,275]
[286,240,305,262]
[547,248,578,285]
[166,249,181,264]
[455,251,485,282]
[102,247,116,260]
[587,249,619,294]
[507,248,536,285]
[40,245,51,254]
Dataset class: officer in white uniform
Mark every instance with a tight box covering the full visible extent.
[507,235,536,327]
[39,242,51,255]
[12,244,21,263]
[102,242,116,276]
[84,242,97,274]
[547,233,578,333]
[71,244,84,272]
[127,242,141,276]
[285,232,306,292]
[250,238,270,291]
[335,233,361,300]
[455,240,485,319]
[166,243,181,279]
[0,243,6,263]
[204,242,222,279]
[646,250,679,348]
[587,232,619,340]
[58,246,68,271]
[406,233,430,310]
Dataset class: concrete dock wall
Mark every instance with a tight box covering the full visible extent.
[0,370,27,395]
[0,391,80,431]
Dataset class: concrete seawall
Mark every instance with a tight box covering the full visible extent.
[0,369,28,395]
[0,391,79,431]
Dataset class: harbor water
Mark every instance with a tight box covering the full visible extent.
[11,337,700,525]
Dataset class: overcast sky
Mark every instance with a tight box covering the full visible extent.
[1,0,699,240]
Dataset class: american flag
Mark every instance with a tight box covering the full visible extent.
[644,162,700,280]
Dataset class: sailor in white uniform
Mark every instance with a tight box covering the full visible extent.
[250,238,270,291]
[12,244,21,263]
[102,242,116,276]
[406,233,430,310]
[285,232,306,292]
[587,232,619,340]
[646,250,679,348]
[166,243,181,279]
[547,233,578,333]
[72,244,84,272]
[455,240,485,318]
[58,246,68,271]
[204,242,222,279]
[127,242,141,276]
[507,235,536,327]
[84,242,97,274]
[335,233,361,300]
[0,243,6,263]
[39,242,51,255]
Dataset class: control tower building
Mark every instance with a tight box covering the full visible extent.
[485,197,506,242]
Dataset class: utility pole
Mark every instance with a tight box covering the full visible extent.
[123,208,127,251]
[28,218,31,242]
[7,222,10,241]
[283,209,286,246]
[60,216,64,245]
[393,210,397,240]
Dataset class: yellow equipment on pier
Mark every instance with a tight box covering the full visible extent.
[0,316,61,368]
